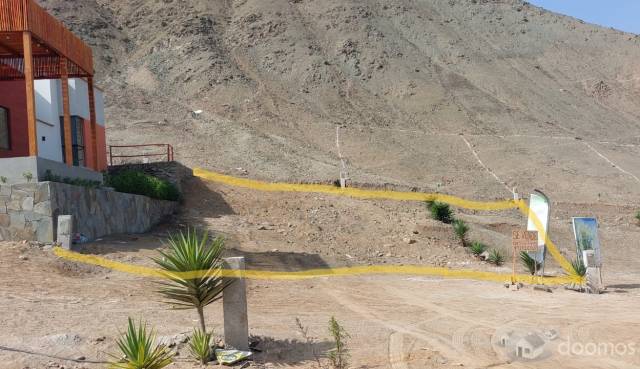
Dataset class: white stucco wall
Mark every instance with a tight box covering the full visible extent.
[35,80,63,162]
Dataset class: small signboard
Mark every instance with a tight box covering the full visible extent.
[512,230,538,251]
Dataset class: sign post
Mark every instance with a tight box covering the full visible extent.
[512,230,539,284]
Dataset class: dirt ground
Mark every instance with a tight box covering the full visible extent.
[1,179,639,369]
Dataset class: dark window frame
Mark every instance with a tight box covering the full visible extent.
[59,115,85,167]
[0,105,10,151]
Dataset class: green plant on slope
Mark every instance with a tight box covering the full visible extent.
[153,229,228,332]
[452,219,469,246]
[109,318,173,369]
[188,328,212,365]
[520,251,542,275]
[425,201,454,224]
[487,249,505,266]
[635,211,640,223]
[328,317,350,369]
[570,258,587,277]
[470,241,487,256]
[107,170,179,201]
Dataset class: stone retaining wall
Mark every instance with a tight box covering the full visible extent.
[0,182,177,243]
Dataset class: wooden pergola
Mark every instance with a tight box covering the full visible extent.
[0,0,98,169]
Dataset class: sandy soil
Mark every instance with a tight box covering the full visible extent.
[1,179,639,368]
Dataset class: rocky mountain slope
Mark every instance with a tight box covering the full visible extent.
[40,0,640,204]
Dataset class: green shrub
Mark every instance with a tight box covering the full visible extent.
[188,329,212,365]
[470,241,487,256]
[570,258,587,277]
[520,251,542,275]
[107,170,179,201]
[43,170,101,189]
[426,201,454,224]
[452,219,469,246]
[109,318,173,369]
[636,211,640,223]
[487,249,505,266]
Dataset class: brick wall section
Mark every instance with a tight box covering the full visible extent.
[0,182,178,243]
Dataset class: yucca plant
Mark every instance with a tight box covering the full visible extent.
[426,201,454,224]
[189,328,213,365]
[470,241,487,256]
[520,251,542,275]
[452,219,469,246]
[109,318,173,369]
[570,258,587,277]
[487,249,505,266]
[153,229,228,332]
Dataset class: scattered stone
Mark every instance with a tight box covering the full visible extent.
[403,237,416,244]
[158,333,189,348]
[18,255,28,260]
[534,285,552,293]
[257,225,268,230]
[76,356,86,361]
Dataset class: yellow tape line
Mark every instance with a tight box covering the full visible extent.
[194,168,575,274]
[53,247,577,285]
[52,169,582,286]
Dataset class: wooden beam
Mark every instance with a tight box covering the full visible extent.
[87,76,98,170]
[23,31,37,156]
[60,57,73,166]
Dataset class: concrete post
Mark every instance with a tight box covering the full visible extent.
[223,257,249,350]
[57,215,74,250]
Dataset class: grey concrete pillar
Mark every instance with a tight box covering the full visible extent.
[223,257,249,350]
[57,215,74,250]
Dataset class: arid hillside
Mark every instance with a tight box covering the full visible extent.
[40,0,640,204]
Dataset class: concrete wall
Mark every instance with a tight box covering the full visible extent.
[0,181,178,243]
[35,80,64,162]
[0,156,103,185]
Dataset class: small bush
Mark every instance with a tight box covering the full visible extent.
[43,170,101,189]
[22,171,33,183]
[470,241,487,256]
[452,219,469,246]
[107,170,179,201]
[109,318,173,369]
[520,251,542,275]
[487,249,505,266]
[636,211,640,223]
[188,329,212,365]
[328,317,350,369]
[426,201,454,224]
[570,258,587,277]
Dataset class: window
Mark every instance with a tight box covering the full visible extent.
[60,116,85,166]
[0,106,9,150]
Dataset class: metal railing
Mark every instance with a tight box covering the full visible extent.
[108,144,174,166]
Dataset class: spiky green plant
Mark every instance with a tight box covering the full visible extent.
[153,229,228,332]
[328,317,350,369]
[635,211,640,223]
[452,219,469,246]
[520,251,542,275]
[426,201,454,224]
[109,318,173,369]
[188,329,212,365]
[487,249,505,266]
[570,258,587,277]
[470,241,487,256]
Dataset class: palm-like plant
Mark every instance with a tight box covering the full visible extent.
[452,219,469,246]
[426,201,454,224]
[570,258,587,277]
[487,249,505,266]
[470,241,487,256]
[109,318,173,369]
[153,229,228,332]
[188,328,213,365]
[520,251,542,275]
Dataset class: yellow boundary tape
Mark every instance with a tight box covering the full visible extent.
[52,247,577,285]
[52,168,582,286]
